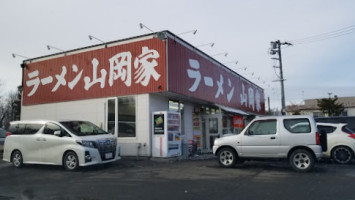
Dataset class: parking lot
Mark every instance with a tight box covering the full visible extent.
[0,155,355,200]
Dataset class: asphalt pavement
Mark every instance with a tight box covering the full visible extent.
[0,155,355,200]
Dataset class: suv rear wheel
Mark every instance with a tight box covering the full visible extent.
[289,149,314,172]
[331,146,353,164]
[217,147,238,168]
[11,150,23,168]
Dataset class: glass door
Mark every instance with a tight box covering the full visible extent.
[201,115,222,152]
[106,98,117,136]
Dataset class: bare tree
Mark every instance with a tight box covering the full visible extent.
[0,82,22,128]
[0,80,6,127]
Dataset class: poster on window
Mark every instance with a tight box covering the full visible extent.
[233,116,244,128]
[154,114,165,135]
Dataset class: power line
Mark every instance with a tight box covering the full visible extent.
[289,24,355,45]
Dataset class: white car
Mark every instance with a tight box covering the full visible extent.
[317,122,355,164]
[3,120,121,170]
[213,116,325,172]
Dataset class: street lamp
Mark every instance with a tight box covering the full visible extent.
[177,30,197,36]
[139,23,154,33]
[12,53,29,59]
[88,35,107,47]
[212,52,228,57]
[196,42,215,48]
[89,35,105,43]
[47,45,64,52]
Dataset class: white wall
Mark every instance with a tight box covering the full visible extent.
[346,108,355,116]
[21,98,106,127]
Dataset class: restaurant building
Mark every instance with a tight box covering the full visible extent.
[20,31,265,157]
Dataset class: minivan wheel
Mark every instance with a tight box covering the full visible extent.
[11,150,23,168]
[63,152,79,171]
[289,149,314,172]
[217,147,237,168]
[332,146,353,164]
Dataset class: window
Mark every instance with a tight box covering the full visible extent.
[44,123,70,137]
[9,123,42,135]
[317,125,336,134]
[209,118,218,134]
[222,115,233,135]
[118,96,136,137]
[60,121,105,136]
[23,124,43,135]
[284,118,311,134]
[107,99,116,134]
[43,123,61,135]
[341,111,348,117]
[169,100,184,112]
[247,120,276,135]
[9,123,25,135]
[342,126,355,134]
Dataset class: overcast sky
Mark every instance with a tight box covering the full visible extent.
[1,0,354,110]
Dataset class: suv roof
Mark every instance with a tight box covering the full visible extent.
[255,115,314,120]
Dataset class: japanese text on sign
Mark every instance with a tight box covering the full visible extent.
[187,59,262,112]
[25,47,161,96]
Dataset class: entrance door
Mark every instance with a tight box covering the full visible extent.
[201,115,222,152]
[106,98,118,136]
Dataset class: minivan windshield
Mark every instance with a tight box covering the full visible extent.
[60,121,109,136]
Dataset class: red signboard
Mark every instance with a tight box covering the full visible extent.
[233,116,244,128]
[23,38,166,105]
[22,33,265,115]
[167,37,265,114]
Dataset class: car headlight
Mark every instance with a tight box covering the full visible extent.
[77,140,96,148]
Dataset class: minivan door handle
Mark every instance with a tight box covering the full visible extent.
[270,137,276,140]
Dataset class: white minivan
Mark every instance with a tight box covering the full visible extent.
[3,120,121,170]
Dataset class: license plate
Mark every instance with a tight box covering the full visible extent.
[105,152,113,159]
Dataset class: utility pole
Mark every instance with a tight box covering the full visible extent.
[270,40,292,115]
[268,96,271,113]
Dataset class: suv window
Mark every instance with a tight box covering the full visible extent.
[284,118,311,133]
[317,125,336,134]
[247,120,276,135]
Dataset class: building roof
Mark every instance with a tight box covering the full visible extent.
[299,96,355,110]
[286,96,355,113]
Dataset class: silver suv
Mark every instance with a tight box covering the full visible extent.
[213,116,324,172]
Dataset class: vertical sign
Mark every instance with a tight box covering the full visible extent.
[154,114,165,135]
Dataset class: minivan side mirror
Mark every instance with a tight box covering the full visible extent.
[54,131,61,137]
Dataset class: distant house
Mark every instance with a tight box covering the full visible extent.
[286,96,355,117]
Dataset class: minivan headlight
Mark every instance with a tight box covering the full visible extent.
[77,140,96,148]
